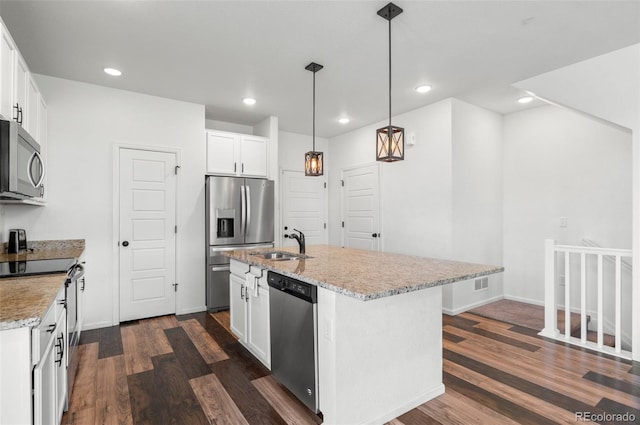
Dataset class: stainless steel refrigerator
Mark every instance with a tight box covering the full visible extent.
[206,176,274,311]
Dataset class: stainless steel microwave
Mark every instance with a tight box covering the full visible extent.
[0,119,44,199]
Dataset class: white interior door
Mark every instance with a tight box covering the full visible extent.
[281,170,327,248]
[119,148,177,322]
[342,163,381,251]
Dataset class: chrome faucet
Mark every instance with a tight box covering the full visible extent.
[285,228,306,254]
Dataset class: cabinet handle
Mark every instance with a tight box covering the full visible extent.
[18,107,23,125]
[81,277,86,291]
[46,324,56,333]
[240,285,244,300]
[234,162,237,173]
[13,103,19,121]
[242,163,244,173]
[55,334,64,366]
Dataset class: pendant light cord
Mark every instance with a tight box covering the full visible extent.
[388,17,392,128]
[313,69,316,151]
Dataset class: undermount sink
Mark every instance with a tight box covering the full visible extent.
[251,251,311,261]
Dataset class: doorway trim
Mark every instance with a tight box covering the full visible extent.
[112,143,181,325]
[340,162,383,251]
[279,168,329,247]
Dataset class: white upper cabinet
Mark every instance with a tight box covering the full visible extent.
[0,26,16,121]
[206,131,238,175]
[13,52,28,127]
[0,18,48,204]
[239,135,268,177]
[0,18,47,141]
[206,130,269,178]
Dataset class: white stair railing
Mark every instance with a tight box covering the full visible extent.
[541,239,633,359]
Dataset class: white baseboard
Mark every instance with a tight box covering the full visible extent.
[503,294,544,306]
[442,294,504,316]
[83,320,115,331]
[361,384,445,425]
[176,305,207,315]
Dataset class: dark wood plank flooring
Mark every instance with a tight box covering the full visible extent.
[64,310,639,425]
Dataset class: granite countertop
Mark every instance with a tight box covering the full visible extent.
[226,245,504,301]
[0,239,85,331]
[0,239,85,262]
[0,273,67,330]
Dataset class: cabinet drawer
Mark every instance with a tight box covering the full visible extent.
[32,286,65,365]
[230,259,250,276]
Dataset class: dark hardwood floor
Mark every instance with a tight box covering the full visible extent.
[62,310,639,425]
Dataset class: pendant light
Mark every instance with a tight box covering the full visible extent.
[304,62,324,176]
[376,2,404,162]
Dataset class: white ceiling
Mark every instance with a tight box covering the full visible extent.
[0,1,638,138]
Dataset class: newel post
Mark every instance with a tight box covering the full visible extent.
[540,239,558,338]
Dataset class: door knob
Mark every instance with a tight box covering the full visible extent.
[122,241,129,247]
[284,226,288,230]
[372,233,378,238]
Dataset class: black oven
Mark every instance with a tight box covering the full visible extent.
[0,118,44,199]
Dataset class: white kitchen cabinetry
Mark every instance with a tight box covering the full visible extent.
[229,273,247,341]
[206,130,269,178]
[246,268,271,365]
[13,52,28,127]
[0,18,48,205]
[33,302,66,425]
[229,259,271,368]
[0,284,67,425]
[0,25,16,121]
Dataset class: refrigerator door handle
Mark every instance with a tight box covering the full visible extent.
[246,185,251,237]
[240,184,246,237]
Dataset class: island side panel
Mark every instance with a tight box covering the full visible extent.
[0,326,32,424]
[318,285,445,425]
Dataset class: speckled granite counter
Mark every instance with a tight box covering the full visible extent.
[0,273,67,330]
[226,245,503,300]
[0,239,85,262]
[0,239,85,331]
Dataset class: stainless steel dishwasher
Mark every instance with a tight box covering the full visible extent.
[268,271,319,413]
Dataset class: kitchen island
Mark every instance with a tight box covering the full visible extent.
[227,245,503,425]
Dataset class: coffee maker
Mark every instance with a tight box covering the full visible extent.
[8,229,27,253]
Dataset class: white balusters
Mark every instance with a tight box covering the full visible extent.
[542,239,632,360]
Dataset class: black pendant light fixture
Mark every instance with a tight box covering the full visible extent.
[304,62,324,176]
[376,2,404,162]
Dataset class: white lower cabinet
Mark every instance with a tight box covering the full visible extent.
[33,308,66,425]
[0,284,67,425]
[229,273,247,341]
[229,260,271,369]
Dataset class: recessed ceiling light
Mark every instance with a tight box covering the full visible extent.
[415,85,432,93]
[338,117,350,124]
[242,97,256,105]
[103,67,122,77]
[518,96,534,104]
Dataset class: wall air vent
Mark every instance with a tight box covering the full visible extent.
[474,277,489,291]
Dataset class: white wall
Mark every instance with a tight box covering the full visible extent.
[205,119,253,134]
[328,99,454,258]
[514,44,640,359]
[444,99,503,314]
[278,130,329,173]
[2,74,206,329]
[503,105,632,305]
[327,98,503,312]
